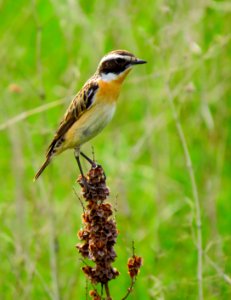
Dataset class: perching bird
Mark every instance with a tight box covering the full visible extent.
[34,50,146,180]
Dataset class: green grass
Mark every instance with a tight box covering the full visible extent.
[1,0,231,299]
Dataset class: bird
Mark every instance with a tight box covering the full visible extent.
[34,49,147,181]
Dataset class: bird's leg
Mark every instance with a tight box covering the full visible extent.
[74,148,91,192]
[80,151,106,179]
[74,148,85,178]
[80,151,97,168]
[74,148,97,192]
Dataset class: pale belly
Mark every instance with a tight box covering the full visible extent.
[64,103,116,149]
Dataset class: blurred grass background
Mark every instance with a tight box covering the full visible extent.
[0,0,231,299]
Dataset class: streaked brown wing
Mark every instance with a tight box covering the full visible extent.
[46,80,99,156]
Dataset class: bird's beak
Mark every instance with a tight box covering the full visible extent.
[132,58,147,65]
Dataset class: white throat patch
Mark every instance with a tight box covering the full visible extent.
[101,72,118,82]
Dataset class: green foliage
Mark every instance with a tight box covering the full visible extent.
[0,0,231,299]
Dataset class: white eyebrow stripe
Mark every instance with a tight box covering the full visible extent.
[100,54,131,64]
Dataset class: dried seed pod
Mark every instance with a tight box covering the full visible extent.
[127,255,143,278]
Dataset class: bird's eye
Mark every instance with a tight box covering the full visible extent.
[115,58,125,64]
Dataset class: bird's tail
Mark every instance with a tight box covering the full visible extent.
[33,157,51,181]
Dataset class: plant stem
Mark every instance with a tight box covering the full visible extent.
[121,278,135,300]
[105,282,111,300]
[167,84,204,300]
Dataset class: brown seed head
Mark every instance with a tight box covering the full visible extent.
[77,165,119,285]
[127,255,143,278]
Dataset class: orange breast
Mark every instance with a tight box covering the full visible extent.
[97,80,121,103]
[97,69,131,103]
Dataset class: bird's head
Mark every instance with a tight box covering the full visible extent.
[97,50,147,82]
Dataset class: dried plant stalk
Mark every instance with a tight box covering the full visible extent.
[76,165,142,299]
[76,165,118,299]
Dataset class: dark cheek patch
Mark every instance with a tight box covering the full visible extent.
[100,61,128,74]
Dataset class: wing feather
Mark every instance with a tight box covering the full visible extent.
[46,80,99,156]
